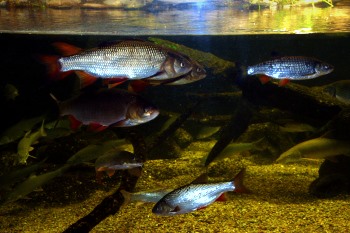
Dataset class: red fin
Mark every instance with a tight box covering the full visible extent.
[215,193,228,202]
[105,78,128,88]
[278,79,290,86]
[38,55,71,81]
[88,123,108,132]
[128,80,150,92]
[75,71,98,88]
[106,169,116,177]
[53,42,82,56]
[197,206,207,211]
[259,75,271,84]
[233,168,251,194]
[68,115,82,131]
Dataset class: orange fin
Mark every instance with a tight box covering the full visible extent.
[88,122,108,132]
[233,168,251,194]
[75,71,98,88]
[259,75,271,84]
[215,193,228,202]
[106,169,116,177]
[128,80,150,92]
[105,78,128,88]
[53,42,82,56]
[96,171,104,184]
[278,79,290,86]
[68,115,82,131]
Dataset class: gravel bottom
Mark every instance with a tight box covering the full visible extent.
[1,140,350,233]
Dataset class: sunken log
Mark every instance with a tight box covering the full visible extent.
[204,100,255,166]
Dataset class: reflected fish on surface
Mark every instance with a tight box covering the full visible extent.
[276,137,350,164]
[247,56,334,86]
[322,80,350,104]
[152,169,249,216]
[95,150,142,183]
[41,40,193,88]
[52,88,159,131]
[17,121,47,165]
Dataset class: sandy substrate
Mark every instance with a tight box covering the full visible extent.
[1,140,350,233]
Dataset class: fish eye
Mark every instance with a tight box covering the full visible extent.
[196,68,201,72]
[180,62,185,68]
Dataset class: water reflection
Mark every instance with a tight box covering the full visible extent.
[0,5,349,35]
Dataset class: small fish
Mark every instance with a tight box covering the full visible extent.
[152,169,249,216]
[2,83,19,101]
[204,138,263,165]
[41,40,193,88]
[66,139,131,165]
[128,58,206,92]
[279,122,316,133]
[0,165,69,205]
[17,121,47,165]
[247,56,333,86]
[121,189,173,205]
[276,137,350,164]
[95,150,142,183]
[195,126,221,140]
[52,88,159,131]
[322,80,350,104]
[0,115,45,146]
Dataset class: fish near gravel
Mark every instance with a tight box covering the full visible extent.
[247,56,333,86]
[51,88,159,131]
[152,168,249,216]
[41,40,193,88]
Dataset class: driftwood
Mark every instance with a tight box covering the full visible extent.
[204,100,256,166]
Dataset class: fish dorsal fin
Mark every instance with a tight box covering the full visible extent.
[191,173,208,184]
[98,39,147,48]
[53,42,82,56]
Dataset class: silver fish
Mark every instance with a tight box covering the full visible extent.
[152,169,248,216]
[247,56,333,80]
[44,40,193,85]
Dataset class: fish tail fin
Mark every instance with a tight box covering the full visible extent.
[40,120,47,137]
[120,190,132,206]
[232,168,251,193]
[52,42,82,56]
[234,62,248,88]
[38,55,71,81]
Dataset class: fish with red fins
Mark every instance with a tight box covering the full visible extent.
[41,39,196,88]
[51,88,159,132]
[152,168,249,216]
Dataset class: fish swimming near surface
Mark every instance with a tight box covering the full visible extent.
[51,88,159,131]
[276,137,350,164]
[95,150,142,183]
[17,121,47,165]
[322,80,350,104]
[41,40,193,88]
[152,169,249,216]
[247,56,334,86]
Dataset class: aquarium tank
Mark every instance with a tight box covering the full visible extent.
[1,0,350,232]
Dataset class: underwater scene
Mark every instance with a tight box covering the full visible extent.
[1,1,350,232]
